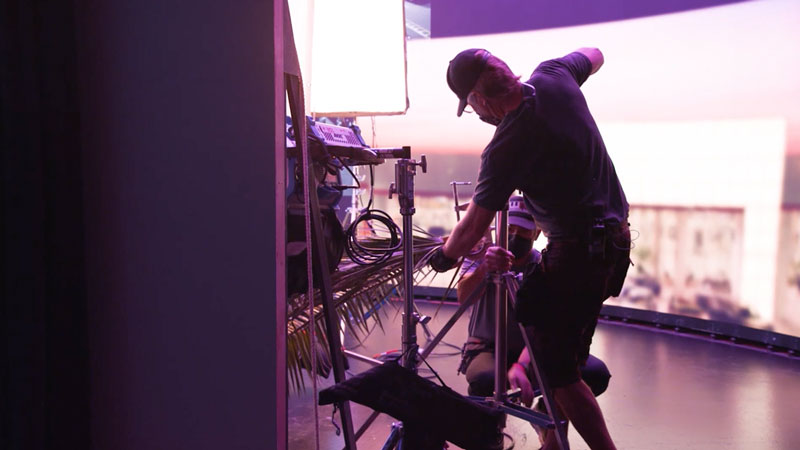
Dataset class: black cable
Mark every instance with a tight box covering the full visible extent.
[330,155,361,191]
[366,165,375,210]
[344,209,402,265]
[343,167,402,265]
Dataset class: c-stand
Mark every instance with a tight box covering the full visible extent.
[392,156,427,369]
[342,164,569,449]
[379,156,428,449]
[336,156,429,449]
[409,192,571,449]
[467,207,570,450]
[379,179,569,448]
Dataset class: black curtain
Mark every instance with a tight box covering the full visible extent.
[1,1,90,448]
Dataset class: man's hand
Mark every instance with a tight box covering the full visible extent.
[576,47,604,74]
[429,246,458,272]
[442,201,497,260]
[485,246,513,272]
[508,363,534,407]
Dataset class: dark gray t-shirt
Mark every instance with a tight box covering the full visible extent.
[472,52,628,239]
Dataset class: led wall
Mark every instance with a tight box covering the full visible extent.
[360,0,800,337]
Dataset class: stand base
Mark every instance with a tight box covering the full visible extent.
[380,422,448,450]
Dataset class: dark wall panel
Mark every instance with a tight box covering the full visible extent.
[1,1,89,448]
[75,1,282,448]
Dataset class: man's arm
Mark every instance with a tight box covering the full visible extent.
[508,346,534,406]
[442,201,497,259]
[516,346,531,367]
[575,47,604,75]
[456,262,488,305]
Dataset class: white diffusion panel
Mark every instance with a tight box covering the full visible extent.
[309,0,408,116]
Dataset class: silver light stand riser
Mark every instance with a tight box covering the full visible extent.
[493,209,510,401]
[395,157,424,368]
[384,156,428,449]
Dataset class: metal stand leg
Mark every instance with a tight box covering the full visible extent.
[508,275,569,449]
[381,423,403,450]
[418,280,486,360]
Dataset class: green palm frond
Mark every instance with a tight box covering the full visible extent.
[286,233,447,392]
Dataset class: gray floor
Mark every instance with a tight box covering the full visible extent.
[288,300,800,449]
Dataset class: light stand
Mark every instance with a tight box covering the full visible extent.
[337,155,432,448]
[393,156,426,368]
[340,173,568,449]
[370,196,570,449]
[379,156,427,449]
[467,206,570,450]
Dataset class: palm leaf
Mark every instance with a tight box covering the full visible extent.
[286,232,447,392]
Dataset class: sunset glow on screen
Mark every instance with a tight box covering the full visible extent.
[354,0,800,336]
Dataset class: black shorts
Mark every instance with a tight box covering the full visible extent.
[515,223,630,388]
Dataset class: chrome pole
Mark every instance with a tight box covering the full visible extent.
[493,206,509,402]
[390,155,426,369]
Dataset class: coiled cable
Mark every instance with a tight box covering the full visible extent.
[344,208,402,265]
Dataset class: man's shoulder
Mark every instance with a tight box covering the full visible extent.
[529,52,591,88]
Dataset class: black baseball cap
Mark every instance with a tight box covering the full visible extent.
[446,48,490,117]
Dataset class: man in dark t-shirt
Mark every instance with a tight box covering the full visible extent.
[457,196,612,415]
[429,48,631,450]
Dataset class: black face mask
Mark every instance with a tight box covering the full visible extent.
[478,113,501,126]
[508,234,533,260]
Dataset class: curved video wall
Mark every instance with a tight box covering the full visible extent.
[361,0,800,339]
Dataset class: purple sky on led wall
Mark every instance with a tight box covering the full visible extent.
[431,0,750,38]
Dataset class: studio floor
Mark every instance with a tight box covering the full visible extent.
[288,300,800,450]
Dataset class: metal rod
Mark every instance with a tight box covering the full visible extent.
[451,182,461,221]
[395,158,422,370]
[343,349,384,367]
[402,212,416,369]
[352,411,382,444]
[493,208,509,402]
[518,323,570,449]
[450,181,470,221]
[418,279,486,361]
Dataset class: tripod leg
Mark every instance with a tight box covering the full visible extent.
[418,279,486,361]
[504,276,570,449]
[518,322,570,450]
[399,422,446,450]
[381,423,402,450]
